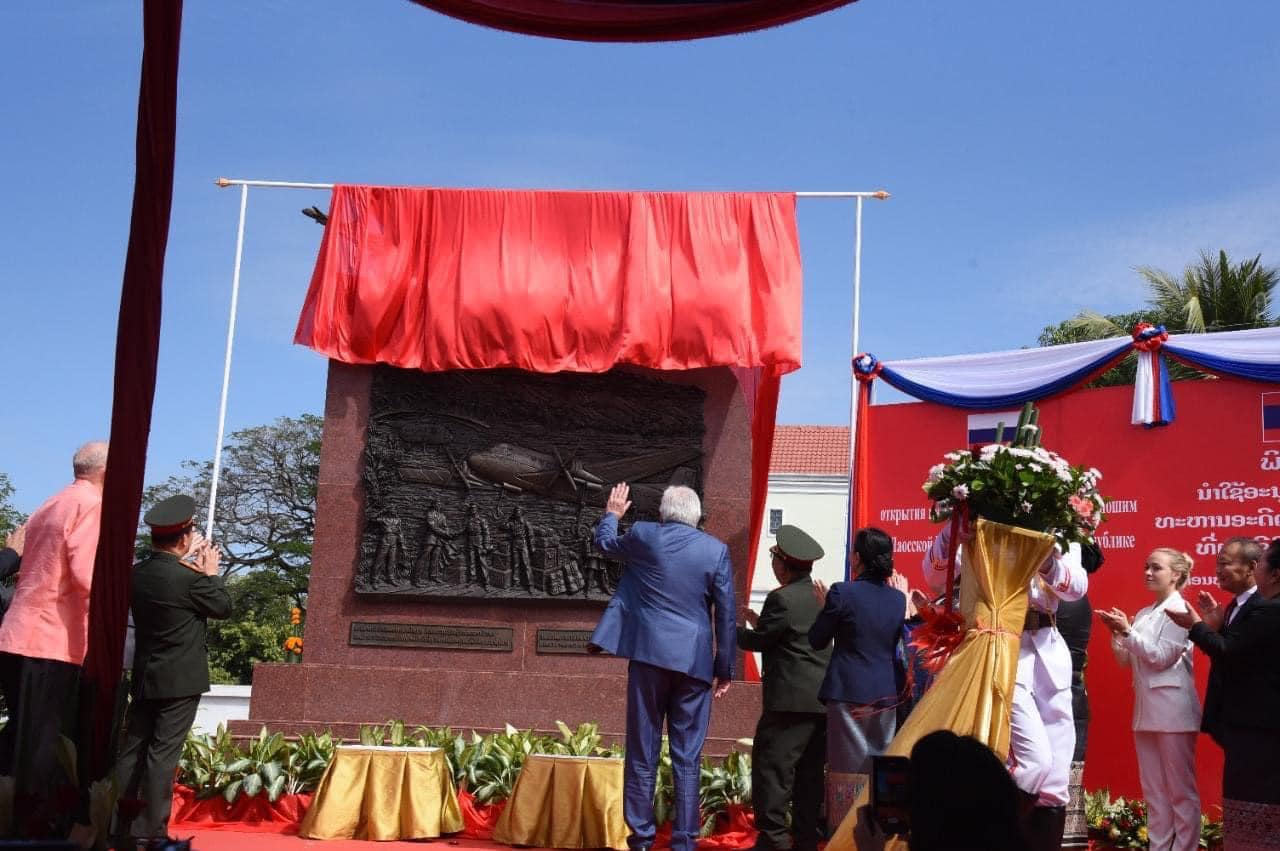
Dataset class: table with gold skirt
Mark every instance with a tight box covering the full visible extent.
[494,754,629,850]
[299,745,464,841]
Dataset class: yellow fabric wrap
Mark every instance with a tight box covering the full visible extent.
[827,518,1056,851]
[298,745,464,841]
[494,754,630,850]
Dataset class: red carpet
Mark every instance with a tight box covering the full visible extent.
[180,831,551,851]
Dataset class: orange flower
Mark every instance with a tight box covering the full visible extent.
[284,636,304,653]
[290,607,302,625]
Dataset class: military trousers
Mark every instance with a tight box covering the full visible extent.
[750,710,827,851]
[115,693,202,840]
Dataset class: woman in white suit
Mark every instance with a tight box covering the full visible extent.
[1098,548,1202,851]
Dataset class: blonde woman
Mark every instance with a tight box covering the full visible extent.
[1098,549,1202,851]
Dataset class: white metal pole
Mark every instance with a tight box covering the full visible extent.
[846,196,865,576]
[206,183,249,538]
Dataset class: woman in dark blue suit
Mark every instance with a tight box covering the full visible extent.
[807,527,906,832]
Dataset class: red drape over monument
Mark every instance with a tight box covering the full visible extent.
[296,186,802,376]
[295,186,802,677]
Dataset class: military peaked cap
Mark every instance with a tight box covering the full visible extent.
[773,524,824,563]
[144,494,197,536]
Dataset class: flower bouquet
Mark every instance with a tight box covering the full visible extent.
[922,403,1105,551]
[910,402,1105,673]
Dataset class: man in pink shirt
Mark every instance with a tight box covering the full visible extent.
[0,441,107,798]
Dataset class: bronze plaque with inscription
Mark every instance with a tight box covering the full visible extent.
[535,628,598,655]
[350,621,514,652]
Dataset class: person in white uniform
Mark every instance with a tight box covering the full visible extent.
[1098,548,1201,851]
[923,521,1088,851]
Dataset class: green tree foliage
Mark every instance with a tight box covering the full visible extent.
[1038,250,1279,386]
[141,414,320,684]
[206,570,290,683]
[0,472,26,539]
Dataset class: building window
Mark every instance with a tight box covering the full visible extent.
[768,509,783,535]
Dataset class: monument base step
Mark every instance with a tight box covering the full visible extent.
[241,661,762,757]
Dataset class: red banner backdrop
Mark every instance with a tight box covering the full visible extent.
[866,375,1280,806]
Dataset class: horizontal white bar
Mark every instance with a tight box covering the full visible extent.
[215,178,889,199]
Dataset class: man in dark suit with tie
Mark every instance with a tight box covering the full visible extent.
[737,525,832,851]
[115,495,233,842]
[1180,537,1261,742]
[1167,537,1280,850]
[589,483,735,851]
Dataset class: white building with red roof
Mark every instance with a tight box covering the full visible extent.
[751,425,851,606]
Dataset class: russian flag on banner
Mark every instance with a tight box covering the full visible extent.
[1264,392,1280,443]
[967,410,1023,447]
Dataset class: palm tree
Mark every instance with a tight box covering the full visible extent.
[1040,250,1278,386]
[1137,249,1277,332]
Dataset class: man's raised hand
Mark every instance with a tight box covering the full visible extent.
[606,483,632,518]
[1195,590,1224,631]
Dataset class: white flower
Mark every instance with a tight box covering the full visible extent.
[1015,463,1025,471]
[927,463,946,483]
[1088,467,1103,481]
[1020,501,1033,513]
[944,451,966,461]
[951,484,970,500]
[1029,463,1043,473]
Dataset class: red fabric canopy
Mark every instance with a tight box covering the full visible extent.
[295,186,802,375]
[408,0,860,41]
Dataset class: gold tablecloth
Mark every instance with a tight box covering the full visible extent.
[494,754,629,850]
[299,745,464,841]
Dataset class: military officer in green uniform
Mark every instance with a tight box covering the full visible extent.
[115,495,232,841]
[737,525,832,851]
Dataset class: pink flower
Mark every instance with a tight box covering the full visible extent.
[1069,494,1093,519]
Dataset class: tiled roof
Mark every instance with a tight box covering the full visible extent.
[769,425,849,476]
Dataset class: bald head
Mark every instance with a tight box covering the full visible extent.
[73,441,109,484]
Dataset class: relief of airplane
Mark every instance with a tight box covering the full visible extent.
[399,442,701,509]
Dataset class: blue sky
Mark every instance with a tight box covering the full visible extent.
[3,0,1279,511]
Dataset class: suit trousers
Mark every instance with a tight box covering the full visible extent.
[1009,676,1075,807]
[750,711,826,851]
[115,694,202,839]
[0,651,81,797]
[1134,732,1200,851]
[624,661,712,851]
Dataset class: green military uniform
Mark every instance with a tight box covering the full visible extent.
[737,526,832,851]
[115,496,232,840]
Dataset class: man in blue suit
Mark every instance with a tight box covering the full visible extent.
[589,482,735,851]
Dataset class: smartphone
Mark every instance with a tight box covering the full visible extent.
[870,754,911,836]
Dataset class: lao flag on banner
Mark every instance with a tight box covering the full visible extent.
[967,411,1023,448]
[1264,393,1280,443]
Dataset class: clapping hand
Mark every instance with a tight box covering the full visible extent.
[1195,590,1224,631]
[887,571,916,618]
[605,483,632,519]
[739,605,759,628]
[182,534,222,577]
[1097,607,1132,636]
[812,578,829,608]
[1165,604,1199,629]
